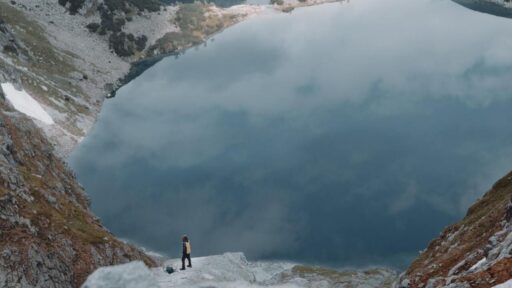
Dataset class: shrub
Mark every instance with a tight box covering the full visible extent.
[135,35,148,51]
[104,0,161,13]
[58,0,86,15]
[3,44,18,55]
[109,32,148,56]
[86,22,100,33]
[109,32,131,56]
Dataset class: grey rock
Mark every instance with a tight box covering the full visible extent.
[46,195,57,207]
[0,270,6,287]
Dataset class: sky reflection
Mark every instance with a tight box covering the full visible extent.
[70,0,512,268]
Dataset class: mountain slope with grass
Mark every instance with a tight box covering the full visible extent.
[397,171,512,288]
[0,98,156,287]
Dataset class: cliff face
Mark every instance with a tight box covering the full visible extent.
[0,98,156,287]
[398,171,512,288]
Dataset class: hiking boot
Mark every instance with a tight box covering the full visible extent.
[187,264,192,268]
[180,267,186,271]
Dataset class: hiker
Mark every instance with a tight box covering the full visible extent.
[181,235,192,270]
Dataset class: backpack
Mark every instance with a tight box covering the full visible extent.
[165,266,175,274]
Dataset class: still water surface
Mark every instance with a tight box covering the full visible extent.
[70,0,512,268]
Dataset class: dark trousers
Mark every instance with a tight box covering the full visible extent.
[182,253,191,268]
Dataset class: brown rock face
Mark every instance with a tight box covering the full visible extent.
[0,99,156,288]
[398,171,512,288]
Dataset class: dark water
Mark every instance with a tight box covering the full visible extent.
[70,0,512,268]
[452,0,512,18]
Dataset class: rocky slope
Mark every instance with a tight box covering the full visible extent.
[0,0,263,157]
[0,0,334,157]
[397,171,512,288]
[0,98,156,287]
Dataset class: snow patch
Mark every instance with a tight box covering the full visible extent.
[81,261,157,288]
[469,257,486,271]
[1,83,54,125]
[493,279,512,288]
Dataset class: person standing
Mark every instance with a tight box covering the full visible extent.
[181,235,192,270]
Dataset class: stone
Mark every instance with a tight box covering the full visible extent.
[46,195,57,206]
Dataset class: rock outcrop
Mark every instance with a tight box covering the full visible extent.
[398,171,512,288]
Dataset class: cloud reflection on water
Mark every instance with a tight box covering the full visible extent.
[70,0,512,268]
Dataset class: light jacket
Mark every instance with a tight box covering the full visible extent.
[183,241,191,255]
